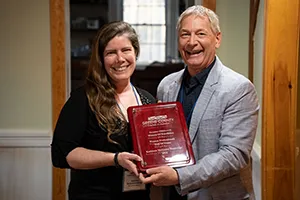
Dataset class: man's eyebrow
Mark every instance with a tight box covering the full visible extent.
[180,28,190,32]
[180,28,207,32]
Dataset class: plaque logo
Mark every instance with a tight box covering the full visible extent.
[148,115,167,121]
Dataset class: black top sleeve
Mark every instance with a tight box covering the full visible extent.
[51,86,156,169]
[51,87,88,168]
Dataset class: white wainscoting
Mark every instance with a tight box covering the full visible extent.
[0,129,262,200]
[0,129,53,200]
[252,142,261,200]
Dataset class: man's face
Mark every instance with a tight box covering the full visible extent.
[178,14,221,76]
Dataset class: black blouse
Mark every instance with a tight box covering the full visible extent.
[51,86,156,200]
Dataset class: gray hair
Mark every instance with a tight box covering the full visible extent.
[176,5,221,34]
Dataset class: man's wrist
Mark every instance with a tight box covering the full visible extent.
[173,168,180,185]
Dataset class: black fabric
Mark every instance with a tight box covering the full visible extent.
[169,186,187,200]
[51,85,156,200]
[177,58,215,127]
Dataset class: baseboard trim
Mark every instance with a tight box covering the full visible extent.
[251,142,261,200]
[0,129,52,147]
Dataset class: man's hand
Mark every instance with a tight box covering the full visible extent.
[139,165,179,186]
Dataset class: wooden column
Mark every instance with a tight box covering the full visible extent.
[202,0,216,12]
[262,0,300,199]
[50,0,67,199]
[248,0,260,82]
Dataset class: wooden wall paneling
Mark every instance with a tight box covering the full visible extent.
[296,36,300,200]
[50,0,67,199]
[262,0,300,199]
[297,128,300,199]
[202,0,216,12]
[249,0,260,82]
[296,4,300,197]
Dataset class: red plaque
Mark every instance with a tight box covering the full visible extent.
[127,102,195,171]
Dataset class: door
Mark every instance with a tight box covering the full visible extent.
[262,0,300,199]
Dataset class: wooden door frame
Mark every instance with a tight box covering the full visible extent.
[203,0,256,82]
[262,0,299,199]
[248,0,260,82]
[50,0,67,199]
[202,0,216,12]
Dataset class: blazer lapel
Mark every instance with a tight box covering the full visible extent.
[188,57,223,143]
[166,70,184,102]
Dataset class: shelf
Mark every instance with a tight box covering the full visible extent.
[71,28,99,32]
[71,58,90,70]
[71,56,90,60]
[70,0,108,5]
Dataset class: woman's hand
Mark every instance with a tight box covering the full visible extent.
[117,152,142,176]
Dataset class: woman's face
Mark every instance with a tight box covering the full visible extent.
[103,34,136,85]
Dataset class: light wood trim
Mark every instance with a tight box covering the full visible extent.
[248,0,260,82]
[297,4,300,199]
[262,0,300,199]
[248,0,254,82]
[50,0,67,199]
[202,0,216,12]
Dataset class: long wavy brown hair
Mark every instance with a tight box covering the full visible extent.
[85,21,140,143]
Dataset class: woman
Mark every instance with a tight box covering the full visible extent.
[51,21,156,200]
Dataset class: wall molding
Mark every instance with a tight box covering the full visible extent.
[0,129,52,147]
[252,141,261,160]
[251,141,261,200]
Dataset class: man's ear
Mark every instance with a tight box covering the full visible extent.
[215,32,222,49]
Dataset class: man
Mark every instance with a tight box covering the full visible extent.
[139,5,259,200]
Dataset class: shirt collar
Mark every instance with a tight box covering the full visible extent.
[183,57,216,88]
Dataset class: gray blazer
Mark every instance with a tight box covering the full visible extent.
[157,57,259,200]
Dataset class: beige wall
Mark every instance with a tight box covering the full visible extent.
[252,1,264,198]
[194,0,202,5]
[216,0,249,77]
[216,0,264,149]
[253,0,264,147]
[0,1,53,200]
[0,0,52,130]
